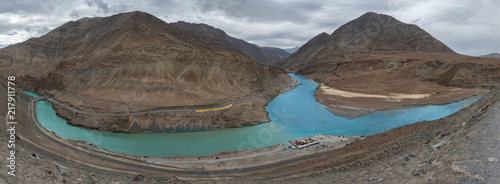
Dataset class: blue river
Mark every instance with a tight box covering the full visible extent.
[26,74,480,157]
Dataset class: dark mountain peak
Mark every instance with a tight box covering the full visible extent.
[357,11,396,21]
[94,11,163,27]
[114,11,175,30]
[336,12,401,34]
[277,12,455,71]
[119,10,151,18]
[328,12,454,54]
[127,10,150,16]
[361,11,377,16]
[54,11,168,37]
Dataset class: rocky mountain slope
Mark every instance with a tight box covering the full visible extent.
[0,11,290,132]
[276,12,454,71]
[276,12,500,117]
[171,21,286,66]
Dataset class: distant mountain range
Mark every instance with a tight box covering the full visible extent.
[171,21,288,66]
[480,52,500,58]
[262,47,291,58]
[283,46,300,54]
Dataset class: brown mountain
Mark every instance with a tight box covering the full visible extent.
[274,32,331,70]
[277,12,500,117]
[481,52,500,58]
[171,21,284,66]
[276,12,455,71]
[0,11,290,132]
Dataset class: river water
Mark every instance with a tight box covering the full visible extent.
[26,74,480,157]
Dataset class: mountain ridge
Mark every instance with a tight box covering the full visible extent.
[171,21,286,65]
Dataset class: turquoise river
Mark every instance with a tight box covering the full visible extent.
[26,74,480,157]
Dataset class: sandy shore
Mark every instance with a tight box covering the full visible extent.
[320,85,431,101]
[315,82,488,118]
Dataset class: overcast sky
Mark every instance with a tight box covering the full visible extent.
[0,0,499,56]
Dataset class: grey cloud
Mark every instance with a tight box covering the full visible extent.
[25,27,50,35]
[110,3,128,13]
[86,0,111,14]
[244,31,314,44]
[0,0,50,14]
[70,10,79,18]
[196,0,324,23]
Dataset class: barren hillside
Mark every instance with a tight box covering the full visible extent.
[0,11,290,132]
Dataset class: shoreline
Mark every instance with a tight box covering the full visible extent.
[40,74,297,134]
[315,83,488,118]
[328,94,485,119]
[27,74,360,171]
[64,133,352,171]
